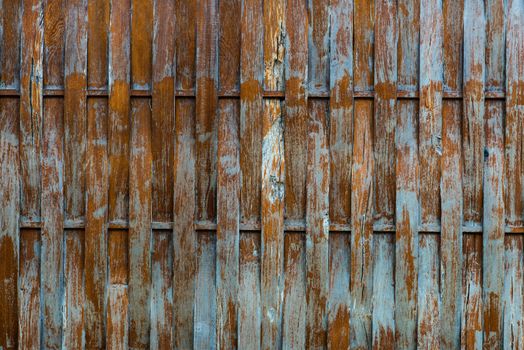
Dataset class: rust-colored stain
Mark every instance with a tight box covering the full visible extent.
[0,0,523,349]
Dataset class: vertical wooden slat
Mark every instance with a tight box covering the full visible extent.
[87,0,109,89]
[282,234,306,349]
[151,232,174,350]
[43,0,64,89]
[262,0,285,347]
[107,285,129,350]
[175,0,196,92]
[307,0,330,94]
[152,0,175,223]
[109,230,129,285]
[482,100,505,349]
[398,0,419,93]
[18,230,40,350]
[440,100,463,349]
[461,235,483,349]
[443,0,464,93]
[108,0,131,223]
[503,236,524,349]
[350,98,374,350]
[395,100,419,350]
[85,97,109,349]
[354,0,374,93]
[238,233,261,349]
[62,230,84,349]
[131,0,153,90]
[0,97,20,350]
[173,98,197,349]
[0,0,21,89]
[216,99,240,349]
[485,0,505,92]
[372,234,395,350]
[41,98,65,350]
[128,99,152,349]
[218,0,241,94]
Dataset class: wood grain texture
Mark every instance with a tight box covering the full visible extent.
[107,285,129,350]
[63,230,84,349]
[131,0,152,90]
[503,235,524,349]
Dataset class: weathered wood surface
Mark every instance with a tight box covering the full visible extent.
[0,1,523,349]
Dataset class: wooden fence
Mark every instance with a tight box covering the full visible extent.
[0,0,523,349]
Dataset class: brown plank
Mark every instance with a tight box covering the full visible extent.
[0,0,21,89]
[152,0,175,223]
[41,97,65,350]
[308,0,330,94]
[175,0,196,92]
[440,100,463,348]
[350,99,374,349]
[354,0,374,92]
[461,235,483,349]
[85,97,109,348]
[20,0,43,222]
[482,100,505,348]
[218,0,241,94]
[109,229,129,285]
[398,0,420,93]
[372,234,395,350]
[216,99,240,348]
[87,0,109,88]
[395,100,419,349]
[305,100,330,349]
[107,285,129,350]
[108,0,131,222]
[173,98,197,349]
[503,235,524,349]
[18,229,40,350]
[151,232,174,350]
[63,230,85,349]
[64,0,87,221]
[128,98,153,349]
[238,233,261,349]
[131,0,152,90]
[443,0,464,93]
[43,0,64,89]
[282,233,306,349]
[0,97,20,350]
[485,0,505,92]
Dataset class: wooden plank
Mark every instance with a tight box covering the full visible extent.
[350,99,374,349]
[0,97,20,350]
[482,100,505,348]
[62,230,84,349]
[442,0,464,93]
[175,0,196,92]
[173,98,197,349]
[262,0,285,347]
[374,0,397,226]
[417,235,440,349]
[305,100,330,349]
[503,235,524,349]
[107,285,129,350]
[395,100,419,350]
[109,229,129,285]
[282,233,306,349]
[20,0,43,222]
[108,0,131,222]
[128,98,153,349]
[85,97,109,348]
[372,234,395,350]
[18,229,40,350]
[440,100,463,348]
[461,235,483,349]
[131,0,152,90]
[327,233,350,350]
[284,0,307,223]
[218,0,241,94]
[87,0,109,89]
[216,99,240,348]
[152,0,175,223]
[151,232,174,350]
[194,233,217,349]
[485,0,505,92]
[41,97,65,350]
[353,0,374,92]
[43,0,65,89]
[398,0,419,93]
[0,0,21,89]
[238,233,261,349]
[307,0,330,94]
[505,0,524,228]
[64,0,87,221]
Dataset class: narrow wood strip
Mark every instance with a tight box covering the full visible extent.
[354,0,374,92]
[20,0,43,222]
[0,0,21,89]
[218,0,241,94]
[443,0,464,92]
[172,99,197,349]
[485,0,506,92]
[398,0,420,93]
[395,100,419,349]
[440,100,463,348]
[107,285,129,350]
[152,0,175,223]
[87,0,109,89]
[461,235,483,349]
[0,98,20,349]
[131,0,152,90]
[109,229,129,285]
[62,230,84,348]
[327,233,350,350]
[64,0,87,221]
[108,0,131,222]
[482,100,505,348]
[194,233,217,349]
[175,0,196,91]
[216,99,240,348]
[307,0,330,94]
[503,235,524,349]
[371,234,395,350]
[40,97,65,350]
[128,98,153,349]
[151,232,174,350]
[18,230,40,350]
[238,233,262,349]
[43,0,65,89]
[350,99,374,349]
[282,234,306,349]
